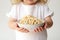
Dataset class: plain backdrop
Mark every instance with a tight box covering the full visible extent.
[0,0,60,40]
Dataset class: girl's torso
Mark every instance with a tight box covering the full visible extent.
[16,2,45,20]
[15,2,47,40]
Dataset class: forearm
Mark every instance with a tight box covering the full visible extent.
[8,21,17,30]
[44,16,53,28]
[8,18,18,30]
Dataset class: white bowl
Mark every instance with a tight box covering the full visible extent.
[17,22,44,32]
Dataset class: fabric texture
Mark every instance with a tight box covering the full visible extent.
[6,2,53,40]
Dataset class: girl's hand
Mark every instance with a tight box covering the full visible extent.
[34,22,47,32]
[16,25,29,33]
[11,22,29,33]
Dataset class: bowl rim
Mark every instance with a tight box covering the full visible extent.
[17,19,45,25]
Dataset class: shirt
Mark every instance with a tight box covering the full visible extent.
[6,2,53,40]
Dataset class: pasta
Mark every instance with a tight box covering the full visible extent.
[19,15,43,25]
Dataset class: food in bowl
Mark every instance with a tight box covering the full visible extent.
[17,15,44,31]
[19,15,44,25]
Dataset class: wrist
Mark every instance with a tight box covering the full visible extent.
[44,21,53,29]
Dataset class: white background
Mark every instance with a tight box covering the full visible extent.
[0,0,60,40]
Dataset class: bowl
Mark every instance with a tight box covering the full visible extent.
[17,21,44,32]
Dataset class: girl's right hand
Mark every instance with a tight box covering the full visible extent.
[16,24,29,33]
[17,27,29,33]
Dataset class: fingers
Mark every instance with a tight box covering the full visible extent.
[34,27,44,32]
[17,27,29,33]
[34,22,48,32]
[44,22,47,29]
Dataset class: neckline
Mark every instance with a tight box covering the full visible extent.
[21,2,39,7]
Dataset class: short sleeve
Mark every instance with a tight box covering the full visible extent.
[44,5,54,18]
[6,5,17,19]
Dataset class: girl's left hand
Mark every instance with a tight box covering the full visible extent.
[34,22,47,32]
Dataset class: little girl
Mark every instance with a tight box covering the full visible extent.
[6,0,53,40]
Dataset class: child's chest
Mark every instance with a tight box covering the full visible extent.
[17,5,44,20]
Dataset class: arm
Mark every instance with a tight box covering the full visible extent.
[8,17,29,32]
[34,16,53,32]
[8,17,19,30]
[44,16,53,29]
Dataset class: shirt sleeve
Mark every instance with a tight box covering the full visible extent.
[6,5,17,19]
[44,5,54,18]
